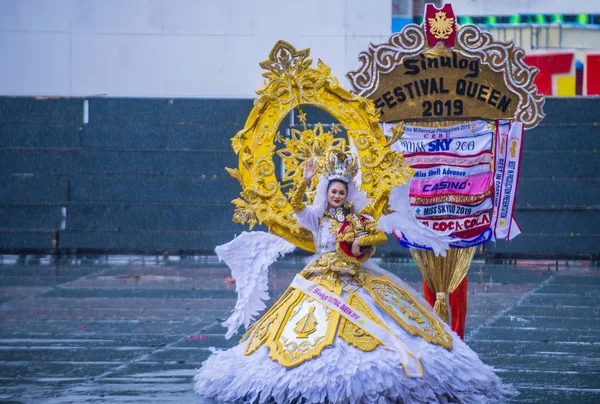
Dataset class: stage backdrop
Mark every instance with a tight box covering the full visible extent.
[0,97,598,258]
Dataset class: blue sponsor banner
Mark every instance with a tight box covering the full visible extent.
[414,198,493,218]
[397,228,493,250]
[395,131,493,156]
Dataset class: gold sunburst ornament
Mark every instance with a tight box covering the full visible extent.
[428,11,454,40]
[227,41,414,251]
[276,123,347,205]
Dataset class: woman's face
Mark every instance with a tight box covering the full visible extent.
[327,181,347,208]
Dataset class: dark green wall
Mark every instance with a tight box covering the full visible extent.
[0,97,598,258]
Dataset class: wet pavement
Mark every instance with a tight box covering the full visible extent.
[0,255,598,403]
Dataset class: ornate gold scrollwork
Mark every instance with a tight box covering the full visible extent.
[455,25,545,128]
[266,292,341,368]
[228,41,413,252]
[363,275,453,350]
[346,24,544,129]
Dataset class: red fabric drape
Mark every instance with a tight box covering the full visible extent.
[422,277,468,340]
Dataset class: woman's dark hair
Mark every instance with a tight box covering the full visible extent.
[327,179,348,192]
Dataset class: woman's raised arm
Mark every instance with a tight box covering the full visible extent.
[291,158,316,214]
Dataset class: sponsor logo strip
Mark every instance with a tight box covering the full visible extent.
[410,189,493,206]
[450,228,493,247]
[413,164,490,180]
[409,189,492,206]
[452,226,489,240]
[410,172,493,198]
[419,211,491,234]
[394,133,493,157]
[414,198,492,218]
[400,120,490,140]
[405,151,492,168]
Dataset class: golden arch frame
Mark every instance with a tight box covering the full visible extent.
[227,41,413,252]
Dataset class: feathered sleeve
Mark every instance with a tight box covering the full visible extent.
[216,231,296,339]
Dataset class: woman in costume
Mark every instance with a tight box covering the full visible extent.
[195,149,514,403]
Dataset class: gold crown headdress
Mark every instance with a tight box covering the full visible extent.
[325,150,358,183]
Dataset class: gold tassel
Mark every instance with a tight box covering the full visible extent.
[410,247,476,325]
[433,292,449,323]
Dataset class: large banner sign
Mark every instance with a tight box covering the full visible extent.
[372,48,517,123]
[347,2,545,252]
[386,120,524,246]
[345,1,547,340]
[346,7,545,130]
[388,121,495,248]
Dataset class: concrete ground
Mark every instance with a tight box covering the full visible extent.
[0,255,598,403]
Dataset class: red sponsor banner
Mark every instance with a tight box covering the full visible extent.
[419,211,491,236]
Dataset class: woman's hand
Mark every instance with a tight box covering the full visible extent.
[351,238,361,256]
[303,158,317,183]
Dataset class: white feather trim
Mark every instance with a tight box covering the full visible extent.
[195,338,515,403]
[197,254,515,403]
[378,185,452,256]
[216,231,296,339]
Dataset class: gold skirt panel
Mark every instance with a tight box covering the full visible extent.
[338,293,384,352]
[243,267,453,368]
[362,275,453,350]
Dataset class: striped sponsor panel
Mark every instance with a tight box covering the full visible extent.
[413,163,490,180]
[409,189,493,206]
[418,211,491,234]
[414,198,492,218]
[394,132,492,157]
[382,120,490,140]
[409,172,493,198]
[404,150,492,168]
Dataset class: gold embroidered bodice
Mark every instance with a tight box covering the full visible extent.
[291,180,387,257]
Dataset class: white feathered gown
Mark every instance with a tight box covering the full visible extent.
[194,199,514,403]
